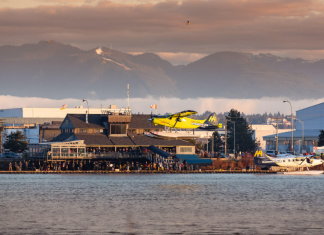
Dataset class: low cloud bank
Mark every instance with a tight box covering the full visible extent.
[0,95,323,115]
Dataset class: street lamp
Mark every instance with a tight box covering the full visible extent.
[295,118,304,153]
[83,98,89,123]
[283,100,293,151]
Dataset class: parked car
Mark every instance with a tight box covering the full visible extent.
[2,152,22,158]
[266,150,277,156]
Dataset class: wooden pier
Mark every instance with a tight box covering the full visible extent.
[0,170,276,174]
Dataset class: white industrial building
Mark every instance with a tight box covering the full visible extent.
[0,105,130,148]
[0,105,129,118]
[252,125,291,150]
[264,102,324,153]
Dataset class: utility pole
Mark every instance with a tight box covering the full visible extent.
[212,133,214,157]
[283,100,293,151]
[233,121,235,156]
[276,118,279,152]
[0,119,3,155]
[206,132,208,153]
[225,119,227,155]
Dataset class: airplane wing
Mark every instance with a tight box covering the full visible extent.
[168,110,198,118]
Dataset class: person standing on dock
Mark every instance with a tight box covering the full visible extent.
[19,161,22,171]
[25,160,29,171]
[9,162,12,171]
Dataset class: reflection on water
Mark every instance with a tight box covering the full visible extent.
[0,174,323,235]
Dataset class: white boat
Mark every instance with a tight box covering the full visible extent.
[277,170,324,175]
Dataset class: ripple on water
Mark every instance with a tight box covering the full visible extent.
[0,174,323,234]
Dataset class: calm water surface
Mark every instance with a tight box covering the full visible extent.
[0,174,323,235]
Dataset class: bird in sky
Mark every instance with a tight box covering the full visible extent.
[187,20,190,25]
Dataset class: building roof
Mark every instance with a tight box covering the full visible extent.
[67,114,106,129]
[128,115,162,129]
[176,154,213,165]
[109,136,135,145]
[74,134,114,146]
[296,101,324,113]
[263,130,321,141]
[129,134,194,146]
[51,134,73,142]
[148,145,172,158]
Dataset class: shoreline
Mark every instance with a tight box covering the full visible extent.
[0,170,276,174]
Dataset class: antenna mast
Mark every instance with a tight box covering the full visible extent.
[127,84,130,114]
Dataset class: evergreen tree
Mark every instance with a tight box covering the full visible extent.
[3,131,28,153]
[318,130,324,146]
[207,131,223,152]
[226,109,259,153]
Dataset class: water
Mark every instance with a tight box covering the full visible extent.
[0,174,323,235]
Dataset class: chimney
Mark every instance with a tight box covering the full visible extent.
[86,111,88,123]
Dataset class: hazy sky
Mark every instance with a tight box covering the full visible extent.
[1,95,323,115]
[1,0,324,64]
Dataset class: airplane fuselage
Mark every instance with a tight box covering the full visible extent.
[255,155,324,168]
[152,117,207,129]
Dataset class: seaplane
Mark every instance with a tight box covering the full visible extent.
[148,110,220,130]
[146,110,222,139]
[254,148,324,174]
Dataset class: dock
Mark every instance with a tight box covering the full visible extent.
[0,170,276,174]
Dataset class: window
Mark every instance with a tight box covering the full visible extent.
[66,120,69,125]
[79,129,87,133]
[111,124,127,135]
[180,147,193,153]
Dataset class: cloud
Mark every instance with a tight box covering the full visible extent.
[155,52,207,65]
[0,0,324,58]
[1,95,323,115]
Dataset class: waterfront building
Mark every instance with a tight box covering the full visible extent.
[252,125,291,150]
[264,102,324,153]
[51,112,195,154]
[0,105,128,144]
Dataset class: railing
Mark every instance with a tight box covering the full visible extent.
[26,152,151,159]
[48,152,150,159]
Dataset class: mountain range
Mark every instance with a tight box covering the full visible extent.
[0,40,323,100]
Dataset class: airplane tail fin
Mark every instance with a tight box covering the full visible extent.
[254,148,272,165]
[204,113,217,125]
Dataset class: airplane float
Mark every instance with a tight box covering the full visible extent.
[254,148,324,173]
[148,110,221,130]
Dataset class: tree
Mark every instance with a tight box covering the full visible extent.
[185,138,204,150]
[207,131,223,152]
[3,131,28,153]
[226,109,259,153]
[318,130,324,146]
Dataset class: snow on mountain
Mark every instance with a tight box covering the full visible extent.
[96,47,103,55]
[102,57,132,70]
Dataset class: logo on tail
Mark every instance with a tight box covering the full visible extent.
[204,113,217,125]
[254,149,263,157]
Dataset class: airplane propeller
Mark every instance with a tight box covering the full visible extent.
[148,111,153,122]
[172,115,181,128]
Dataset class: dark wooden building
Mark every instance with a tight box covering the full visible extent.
[52,113,194,152]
